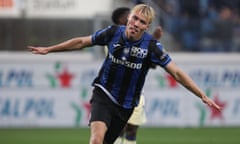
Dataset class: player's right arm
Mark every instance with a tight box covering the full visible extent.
[28,36,92,55]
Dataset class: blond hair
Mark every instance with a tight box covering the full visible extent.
[131,4,155,24]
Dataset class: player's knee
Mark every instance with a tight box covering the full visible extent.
[90,135,104,144]
[90,121,107,144]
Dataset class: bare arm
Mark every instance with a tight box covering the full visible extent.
[28,36,92,55]
[165,61,221,111]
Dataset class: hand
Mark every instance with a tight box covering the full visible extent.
[28,46,49,55]
[202,95,221,111]
[152,26,163,40]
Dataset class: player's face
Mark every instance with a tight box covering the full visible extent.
[126,12,149,41]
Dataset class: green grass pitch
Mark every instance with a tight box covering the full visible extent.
[0,127,239,144]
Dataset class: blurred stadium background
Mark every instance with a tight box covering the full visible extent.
[1,0,240,143]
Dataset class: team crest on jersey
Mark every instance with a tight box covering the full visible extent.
[130,46,148,58]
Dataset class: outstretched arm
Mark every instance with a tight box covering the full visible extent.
[28,36,92,55]
[164,61,221,111]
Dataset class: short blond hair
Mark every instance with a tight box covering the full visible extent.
[131,4,155,24]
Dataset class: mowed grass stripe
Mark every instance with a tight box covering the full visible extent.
[0,128,90,144]
[138,127,240,144]
[0,127,239,144]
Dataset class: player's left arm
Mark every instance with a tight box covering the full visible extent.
[164,61,221,111]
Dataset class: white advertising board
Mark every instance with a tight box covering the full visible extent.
[0,0,22,18]
[143,54,240,127]
[0,53,240,127]
[26,0,112,18]
[0,53,97,127]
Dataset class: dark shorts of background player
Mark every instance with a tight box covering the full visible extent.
[89,86,134,144]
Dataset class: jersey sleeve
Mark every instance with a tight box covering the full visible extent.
[149,41,172,67]
[91,25,118,46]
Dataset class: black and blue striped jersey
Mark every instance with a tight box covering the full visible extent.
[91,25,172,109]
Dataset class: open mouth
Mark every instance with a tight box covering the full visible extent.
[130,27,138,34]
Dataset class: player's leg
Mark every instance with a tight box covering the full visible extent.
[114,126,126,144]
[104,99,133,144]
[114,124,138,144]
[89,87,133,144]
[124,123,138,143]
[104,113,131,144]
[89,121,107,144]
[89,87,112,144]
[122,95,146,144]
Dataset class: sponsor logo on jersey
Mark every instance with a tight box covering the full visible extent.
[130,46,148,58]
[109,53,142,69]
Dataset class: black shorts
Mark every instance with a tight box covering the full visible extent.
[89,86,134,144]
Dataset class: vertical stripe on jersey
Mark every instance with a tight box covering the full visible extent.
[105,36,125,91]
[117,56,136,105]
[131,62,149,107]
[131,40,153,107]
[93,26,119,86]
